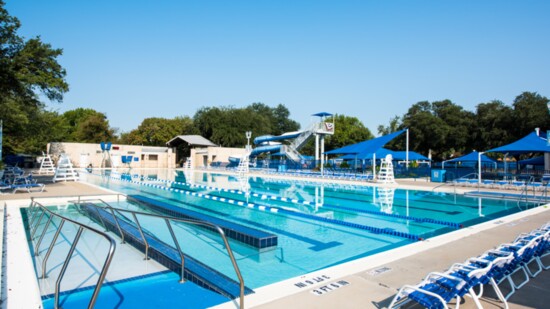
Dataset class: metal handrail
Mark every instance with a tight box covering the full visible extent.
[27,198,116,309]
[74,198,246,308]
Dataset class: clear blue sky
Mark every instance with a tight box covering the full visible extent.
[6,0,550,135]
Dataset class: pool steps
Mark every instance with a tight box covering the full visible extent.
[80,203,254,299]
[128,195,278,249]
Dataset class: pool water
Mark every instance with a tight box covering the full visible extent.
[31,168,537,308]
[77,169,532,288]
[42,271,228,309]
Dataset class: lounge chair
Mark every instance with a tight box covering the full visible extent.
[0,180,45,194]
[508,181,525,190]
[388,272,471,309]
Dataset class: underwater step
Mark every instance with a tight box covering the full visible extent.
[42,271,230,309]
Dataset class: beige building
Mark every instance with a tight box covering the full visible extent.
[47,142,176,168]
[167,135,247,168]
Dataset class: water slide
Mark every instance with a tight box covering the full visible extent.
[249,131,306,162]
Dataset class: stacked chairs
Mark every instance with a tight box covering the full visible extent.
[388,222,550,309]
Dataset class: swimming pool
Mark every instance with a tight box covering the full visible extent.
[26,168,538,307]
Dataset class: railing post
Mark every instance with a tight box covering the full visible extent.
[31,210,46,239]
[35,214,53,256]
[165,219,185,283]
[40,220,65,279]
[110,208,125,244]
[132,213,150,260]
[55,227,84,309]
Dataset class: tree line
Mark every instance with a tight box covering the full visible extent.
[1,1,549,163]
[379,92,550,160]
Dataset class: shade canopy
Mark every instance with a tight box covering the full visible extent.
[340,148,429,161]
[312,112,333,117]
[445,151,496,164]
[326,129,406,155]
[486,131,550,154]
[518,156,545,166]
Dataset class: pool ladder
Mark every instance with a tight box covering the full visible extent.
[73,198,246,309]
[27,198,117,309]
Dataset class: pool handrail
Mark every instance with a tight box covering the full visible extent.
[27,199,117,309]
[73,198,246,309]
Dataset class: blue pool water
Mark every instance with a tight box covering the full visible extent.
[42,271,228,309]
[36,169,537,307]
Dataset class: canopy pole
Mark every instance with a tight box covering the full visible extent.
[478,151,484,190]
[406,128,409,170]
[373,153,376,180]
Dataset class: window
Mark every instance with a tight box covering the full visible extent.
[149,154,158,161]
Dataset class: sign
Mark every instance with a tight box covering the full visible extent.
[310,280,350,296]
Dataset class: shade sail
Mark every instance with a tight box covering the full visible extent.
[445,151,496,164]
[518,156,544,166]
[486,131,550,154]
[326,129,406,155]
[340,148,429,161]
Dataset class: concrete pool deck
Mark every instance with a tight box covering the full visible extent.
[1,174,549,309]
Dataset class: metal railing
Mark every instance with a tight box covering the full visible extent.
[27,198,116,309]
[432,173,479,193]
[73,198,246,309]
[517,175,549,206]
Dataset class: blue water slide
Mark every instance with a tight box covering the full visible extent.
[249,144,282,158]
[253,132,301,145]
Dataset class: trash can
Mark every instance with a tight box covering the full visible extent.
[431,169,446,182]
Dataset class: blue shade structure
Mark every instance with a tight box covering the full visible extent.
[486,131,550,154]
[326,130,406,155]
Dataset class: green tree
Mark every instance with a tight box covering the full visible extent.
[193,103,300,147]
[377,115,401,136]
[511,92,550,138]
[318,114,373,152]
[400,101,450,160]
[471,100,514,150]
[0,1,68,156]
[61,108,115,143]
[120,116,195,146]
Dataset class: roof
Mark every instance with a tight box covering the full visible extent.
[445,151,496,163]
[325,129,406,156]
[166,135,217,147]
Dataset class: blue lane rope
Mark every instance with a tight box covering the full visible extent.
[90,173,423,241]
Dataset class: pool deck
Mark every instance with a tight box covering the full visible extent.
[1,175,549,309]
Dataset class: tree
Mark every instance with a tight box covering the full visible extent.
[0,1,68,156]
[400,101,450,160]
[377,115,401,136]
[511,92,550,138]
[120,116,195,146]
[61,108,115,143]
[471,100,514,150]
[193,103,300,147]
[321,114,373,152]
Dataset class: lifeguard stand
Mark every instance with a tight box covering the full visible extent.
[121,155,134,169]
[37,152,55,175]
[100,142,113,168]
[377,154,395,184]
[53,154,79,182]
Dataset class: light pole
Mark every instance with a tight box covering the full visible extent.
[245,131,252,152]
